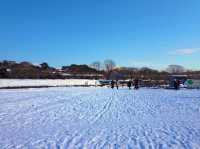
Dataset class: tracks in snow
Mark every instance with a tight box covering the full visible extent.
[1,88,200,149]
[88,96,114,125]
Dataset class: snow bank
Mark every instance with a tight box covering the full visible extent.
[0,79,99,88]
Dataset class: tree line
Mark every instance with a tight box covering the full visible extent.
[0,60,200,80]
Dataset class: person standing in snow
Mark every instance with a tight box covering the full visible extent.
[127,80,132,90]
[134,78,139,89]
[111,80,115,89]
[176,79,180,90]
[174,79,178,89]
[116,80,119,90]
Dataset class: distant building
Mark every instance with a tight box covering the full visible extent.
[168,75,187,87]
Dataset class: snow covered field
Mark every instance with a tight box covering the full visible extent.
[0,87,200,149]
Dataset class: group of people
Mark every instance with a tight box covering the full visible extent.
[110,79,139,90]
[110,79,181,90]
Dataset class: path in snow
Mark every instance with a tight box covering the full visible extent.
[0,87,200,149]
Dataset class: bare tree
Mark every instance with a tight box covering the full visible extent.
[166,65,185,74]
[104,59,116,79]
[90,61,101,71]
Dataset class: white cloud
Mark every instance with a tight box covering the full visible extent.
[170,48,200,55]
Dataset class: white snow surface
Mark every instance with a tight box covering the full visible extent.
[0,79,98,88]
[0,87,200,149]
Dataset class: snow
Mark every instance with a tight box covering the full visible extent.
[0,79,99,88]
[0,87,200,149]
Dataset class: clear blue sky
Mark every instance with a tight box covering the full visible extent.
[0,0,200,70]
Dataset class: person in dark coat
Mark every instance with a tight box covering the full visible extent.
[111,80,115,89]
[176,79,180,90]
[116,80,119,90]
[174,79,178,89]
[127,80,132,90]
[134,78,139,89]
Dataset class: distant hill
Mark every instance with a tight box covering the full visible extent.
[62,64,98,74]
[0,61,103,79]
[0,61,61,79]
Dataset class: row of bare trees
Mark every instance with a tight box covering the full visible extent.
[166,65,185,73]
[90,60,116,79]
[90,59,189,79]
[91,60,187,73]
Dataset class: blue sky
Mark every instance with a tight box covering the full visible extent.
[0,0,200,70]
